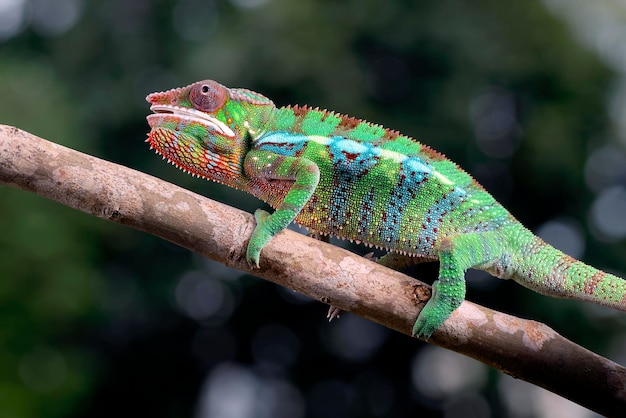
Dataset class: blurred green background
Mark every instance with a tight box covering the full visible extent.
[1,0,626,417]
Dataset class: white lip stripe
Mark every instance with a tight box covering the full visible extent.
[150,104,236,137]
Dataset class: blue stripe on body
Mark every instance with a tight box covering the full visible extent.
[357,188,376,239]
[379,157,432,245]
[416,186,468,254]
[327,137,379,227]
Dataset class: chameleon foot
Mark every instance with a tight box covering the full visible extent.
[411,278,464,338]
[327,306,342,321]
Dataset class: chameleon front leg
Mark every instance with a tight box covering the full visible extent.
[413,232,504,338]
[244,150,320,267]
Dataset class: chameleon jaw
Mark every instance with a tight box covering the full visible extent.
[147,104,236,138]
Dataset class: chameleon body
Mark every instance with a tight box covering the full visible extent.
[146,80,626,338]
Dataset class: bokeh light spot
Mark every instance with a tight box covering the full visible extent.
[175,271,235,323]
[411,346,487,400]
[584,144,626,193]
[31,0,82,36]
[469,87,521,158]
[229,0,270,8]
[499,373,600,418]
[196,363,304,418]
[324,314,388,362]
[0,0,26,40]
[589,185,626,241]
[536,219,585,260]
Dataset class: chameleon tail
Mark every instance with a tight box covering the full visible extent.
[511,228,626,312]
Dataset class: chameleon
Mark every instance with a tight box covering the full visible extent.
[145,79,626,338]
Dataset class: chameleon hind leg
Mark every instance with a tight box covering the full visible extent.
[413,232,504,338]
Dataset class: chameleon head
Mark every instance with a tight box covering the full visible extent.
[145,79,273,187]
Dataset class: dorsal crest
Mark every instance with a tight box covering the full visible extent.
[282,104,447,162]
[230,88,274,106]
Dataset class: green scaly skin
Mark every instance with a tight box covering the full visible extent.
[146,80,626,338]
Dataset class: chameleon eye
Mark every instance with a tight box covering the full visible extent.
[190,80,227,112]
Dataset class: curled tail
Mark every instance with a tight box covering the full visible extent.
[511,228,626,312]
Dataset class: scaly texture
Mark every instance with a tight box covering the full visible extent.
[146,80,626,338]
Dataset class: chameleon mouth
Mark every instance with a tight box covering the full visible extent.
[147,104,236,138]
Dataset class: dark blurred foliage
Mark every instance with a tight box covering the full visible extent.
[1,0,625,417]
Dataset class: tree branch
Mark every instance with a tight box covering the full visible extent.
[1,124,625,416]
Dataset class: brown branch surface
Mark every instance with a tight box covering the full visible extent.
[1,124,625,416]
